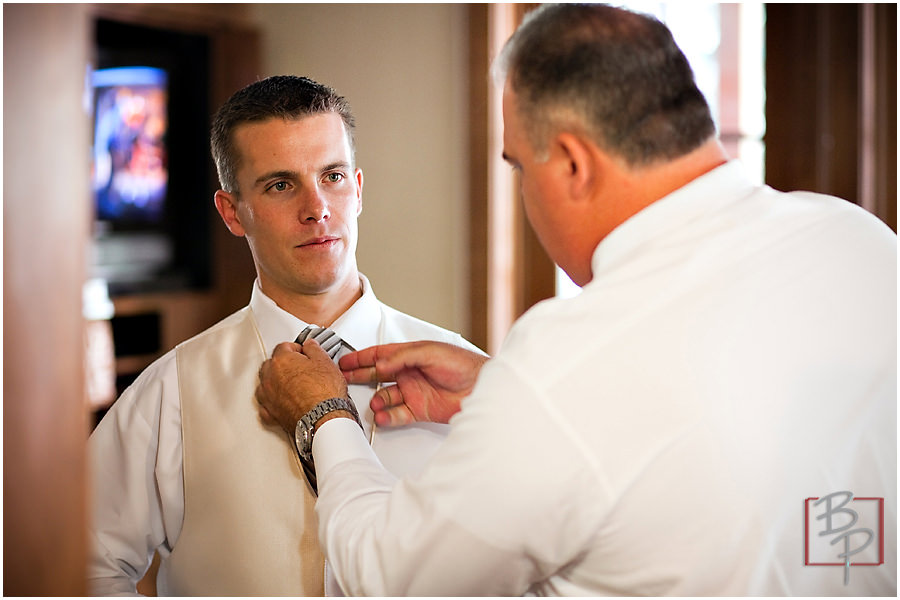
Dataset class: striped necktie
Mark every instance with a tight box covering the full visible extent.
[295,325,355,362]
[295,325,363,595]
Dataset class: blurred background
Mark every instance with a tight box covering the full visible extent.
[4,3,895,594]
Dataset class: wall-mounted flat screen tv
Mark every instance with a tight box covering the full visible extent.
[91,19,211,295]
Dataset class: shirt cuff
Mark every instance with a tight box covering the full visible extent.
[313,416,380,479]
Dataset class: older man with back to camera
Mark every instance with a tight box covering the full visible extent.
[256,4,896,596]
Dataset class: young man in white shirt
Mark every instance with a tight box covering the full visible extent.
[87,75,480,596]
[256,5,897,596]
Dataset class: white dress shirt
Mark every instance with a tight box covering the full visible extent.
[88,275,480,595]
[312,161,897,595]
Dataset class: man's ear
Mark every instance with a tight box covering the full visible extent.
[554,132,599,202]
[214,190,246,237]
[354,168,364,216]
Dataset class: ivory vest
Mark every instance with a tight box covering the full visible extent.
[159,308,324,596]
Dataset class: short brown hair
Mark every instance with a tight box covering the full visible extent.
[210,75,356,194]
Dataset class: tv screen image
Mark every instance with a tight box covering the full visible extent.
[91,66,169,224]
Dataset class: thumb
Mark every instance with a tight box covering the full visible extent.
[272,341,303,357]
[301,338,328,359]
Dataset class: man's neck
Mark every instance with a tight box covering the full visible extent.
[599,139,728,236]
[576,139,729,284]
[633,139,729,203]
[262,274,364,329]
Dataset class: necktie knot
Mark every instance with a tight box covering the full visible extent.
[295,326,354,362]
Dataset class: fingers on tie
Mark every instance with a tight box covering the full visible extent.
[339,343,407,383]
[272,341,302,356]
[338,344,382,371]
[338,349,362,371]
[300,338,327,359]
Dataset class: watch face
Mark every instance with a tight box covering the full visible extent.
[294,397,361,465]
[302,426,314,460]
[295,420,315,462]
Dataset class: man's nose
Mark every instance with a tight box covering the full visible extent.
[299,187,330,222]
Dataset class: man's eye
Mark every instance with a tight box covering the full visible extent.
[269,181,289,192]
[325,172,345,183]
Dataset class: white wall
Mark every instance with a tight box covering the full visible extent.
[250,3,471,336]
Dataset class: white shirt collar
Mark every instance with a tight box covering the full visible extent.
[591,160,756,276]
[249,274,383,357]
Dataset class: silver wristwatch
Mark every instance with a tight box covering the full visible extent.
[294,396,362,464]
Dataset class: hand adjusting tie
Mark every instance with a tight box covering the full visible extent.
[296,325,356,362]
[293,325,361,495]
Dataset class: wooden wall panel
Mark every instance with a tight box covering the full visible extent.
[766,3,896,231]
[468,4,491,352]
[469,3,554,353]
[3,5,262,594]
[3,4,92,595]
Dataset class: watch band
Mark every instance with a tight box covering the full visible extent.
[293,396,362,494]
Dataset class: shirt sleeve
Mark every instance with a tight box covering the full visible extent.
[453,331,489,356]
[313,357,607,595]
[87,353,183,596]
